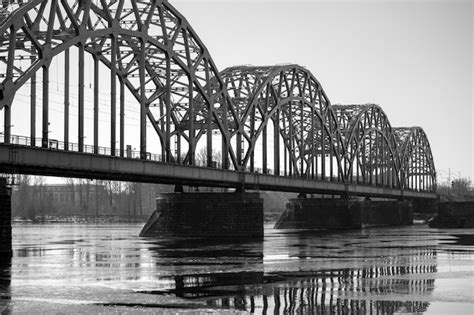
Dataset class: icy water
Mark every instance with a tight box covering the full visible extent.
[0,224,473,314]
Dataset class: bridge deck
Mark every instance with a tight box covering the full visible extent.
[0,144,436,199]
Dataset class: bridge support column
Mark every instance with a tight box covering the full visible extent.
[275,197,413,229]
[0,178,12,261]
[140,192,263,238]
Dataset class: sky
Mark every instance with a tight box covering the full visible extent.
[171,0,473,184]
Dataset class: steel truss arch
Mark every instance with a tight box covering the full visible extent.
[0,0,238,167]
[216,64,345,179]
[394,127,436,192]
[333,104,401,187]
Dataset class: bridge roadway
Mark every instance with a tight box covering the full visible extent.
[0,144,435,199]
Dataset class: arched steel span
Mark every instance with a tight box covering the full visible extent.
[332,104,436,192]
[0,0,238,168]
[394,127,436,191]
[0,1,436,193]
[333,104,401,188]
[216,65,345,179]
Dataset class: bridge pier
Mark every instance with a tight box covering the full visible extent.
[412,199,438,213]
[275,197,413,230]
[139,192,263,238]
[0,178,12,261]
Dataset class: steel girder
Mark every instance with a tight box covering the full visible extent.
[0,1,437,193]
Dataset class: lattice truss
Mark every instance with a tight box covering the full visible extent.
[394,127,436,191]
[333,104,401,187]
[0,0,237,166]
[215,65,344,179]
[0,0,436,191]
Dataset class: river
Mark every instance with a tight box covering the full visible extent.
[0,223,473,314]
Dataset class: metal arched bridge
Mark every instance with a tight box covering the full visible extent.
[0,0,436,199]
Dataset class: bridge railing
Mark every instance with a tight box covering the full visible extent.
[0,133,282,173]
[0,133,434,193]
[0,133,161,162]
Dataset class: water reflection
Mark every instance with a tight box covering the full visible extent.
[138,261,437,313]
[15,247,48,257]
[201,251,437,314]
[141,237,265,296]
[8,225,474,313]
[0,258,11,315]
[141,236,437,314]
[171,271,264,298]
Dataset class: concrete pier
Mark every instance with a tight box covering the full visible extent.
[140,192,263,238]
[275,198,413,230]
[0,178,12,260]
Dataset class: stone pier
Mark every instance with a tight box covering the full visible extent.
[140,192,263,238]
[0,178,12,260]
[275,197,413,230]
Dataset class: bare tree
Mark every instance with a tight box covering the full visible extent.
[64,178,76,214]
[195,147,221,167]
[438,177,474,201]
[451,178,472,195]
[94,179,102,218]
[12,175,33,219]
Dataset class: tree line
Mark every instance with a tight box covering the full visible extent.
[11,175,174,221]
[437,178,474,201]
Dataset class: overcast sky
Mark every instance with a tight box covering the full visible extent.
[172,0,473,183]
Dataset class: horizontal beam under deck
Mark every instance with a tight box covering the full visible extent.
[0,144,436,199]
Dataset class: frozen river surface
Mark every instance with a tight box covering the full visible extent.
[0,223,473,314]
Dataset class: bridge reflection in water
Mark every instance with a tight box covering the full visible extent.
[145,242,437,314]
[202,265,436,314]
[4,224,454,314]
